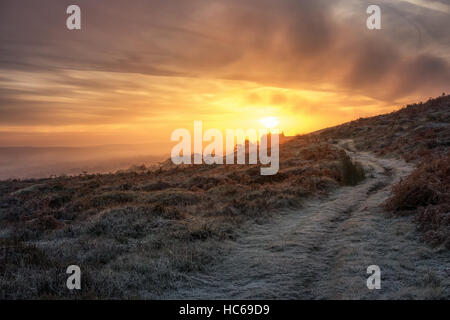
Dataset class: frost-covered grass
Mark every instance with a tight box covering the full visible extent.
[0,137,360,299]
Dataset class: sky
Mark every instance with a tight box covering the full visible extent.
[0,0,449,151]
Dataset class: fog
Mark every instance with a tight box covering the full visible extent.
[0,144,167,180]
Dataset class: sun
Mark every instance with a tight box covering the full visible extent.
[260,117,279,129]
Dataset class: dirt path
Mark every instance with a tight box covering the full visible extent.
[165,140,450,299]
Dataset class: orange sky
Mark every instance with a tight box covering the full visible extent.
[0,70,402,146]
[0,0,449,152]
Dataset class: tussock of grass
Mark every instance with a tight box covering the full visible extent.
[339,157,365,186]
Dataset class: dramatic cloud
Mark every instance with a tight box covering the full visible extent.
[0,0,449,147]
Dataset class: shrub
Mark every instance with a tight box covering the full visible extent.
[339,156,365,186]
[385,155,450,247]
[385,155,449,213]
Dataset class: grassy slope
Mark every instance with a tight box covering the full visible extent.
[0,134,364,298]
[317,95,450,162]
[0,95,448,298]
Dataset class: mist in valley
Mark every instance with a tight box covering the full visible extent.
[0,144,167,180]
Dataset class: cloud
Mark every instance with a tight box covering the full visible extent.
[0,0,449,132]
[399,0,450,13]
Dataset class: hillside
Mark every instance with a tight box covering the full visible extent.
[317,94,450,162]
[319,95,450,248]
[0,137,365,298]
[0,95,449,299]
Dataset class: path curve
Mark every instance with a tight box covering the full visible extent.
[165,140,450,299]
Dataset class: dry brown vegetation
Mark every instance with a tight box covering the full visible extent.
[385,155,450,248]
[0,136,364,298]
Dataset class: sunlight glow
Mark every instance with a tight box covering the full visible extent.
[260,117,279,129]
